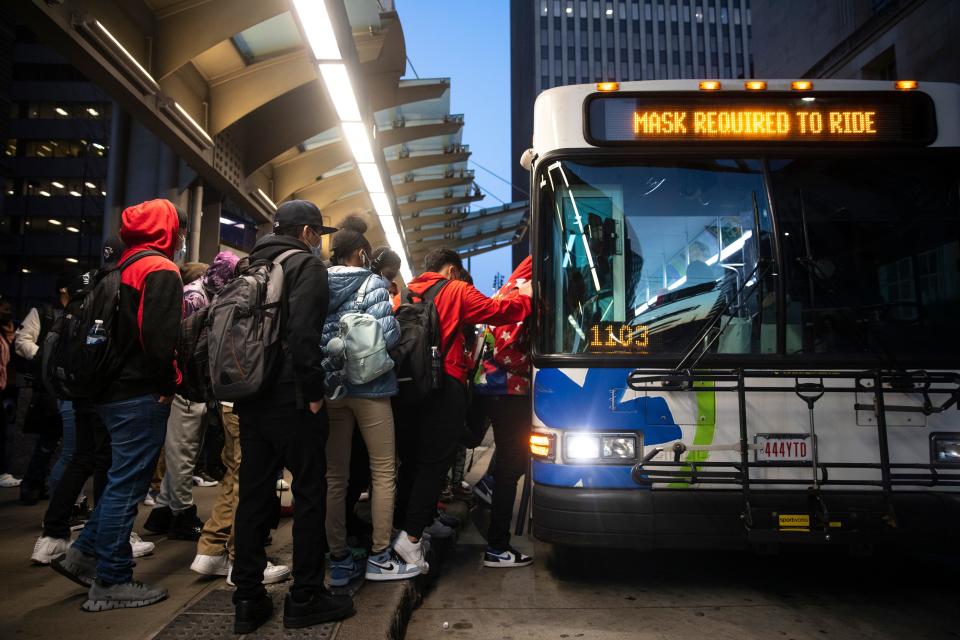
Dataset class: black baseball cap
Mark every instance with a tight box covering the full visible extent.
[273,199,337,234]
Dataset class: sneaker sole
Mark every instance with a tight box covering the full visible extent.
[132,548,155,559]
[190,562,230,577]
[364,569,421,582]
[263,571,292,585]
[283,604,355,628]
[81,592,167,612]
[483,559,533,568]
[50,559,95,587]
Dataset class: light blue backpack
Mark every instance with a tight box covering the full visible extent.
[337,275,394,385]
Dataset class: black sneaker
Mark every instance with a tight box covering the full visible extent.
[143,505,173,534]
[234,593,273,634]
[483,546,533,568]
[167,504,202,541]
[282,590,354,629]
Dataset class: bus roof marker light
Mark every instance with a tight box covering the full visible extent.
[791,81,813,91]
[699,81,721,91]
[895,80,918,91]
[745,81,766,91]
[596,82,619,92]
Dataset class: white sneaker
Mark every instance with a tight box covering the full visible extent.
[143,491,157,507]
[192,475,219,488]
[276,479,290,491]
[31,536,69,565]
[226,561,292,586]
[393,531,430,575]
[129,532,155,558]
[0,472,22,488]
[190,553,230,576]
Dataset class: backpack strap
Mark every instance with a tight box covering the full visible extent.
[419,280,459,360]
[116,249,166,272]
[354,274,374,311]
[273,248,305,266]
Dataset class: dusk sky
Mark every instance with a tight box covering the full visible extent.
[395,1,514,294]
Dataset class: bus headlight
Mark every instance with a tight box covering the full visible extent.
[931,433,960,465]
[603,436,637,460]
[566,434,601,460]
[563,433,638,462]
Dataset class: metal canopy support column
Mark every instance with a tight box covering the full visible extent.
[189,181,204,262]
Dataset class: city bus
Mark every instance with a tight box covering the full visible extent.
[525,78,960,551]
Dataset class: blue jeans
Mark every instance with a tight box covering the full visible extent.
[72,394,169,585]
[47,400,77,495]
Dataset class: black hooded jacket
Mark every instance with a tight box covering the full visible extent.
[238,233,329,407]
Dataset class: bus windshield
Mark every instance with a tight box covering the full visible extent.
[537,154,960,365]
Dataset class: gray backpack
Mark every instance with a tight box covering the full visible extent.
[206,249,303,401]
[338,275,393,386]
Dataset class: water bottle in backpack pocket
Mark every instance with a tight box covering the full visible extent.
[43,250,164,399]
[390,279,450,405]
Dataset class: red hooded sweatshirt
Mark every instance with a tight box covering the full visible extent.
[100,199,183,402]
[407,272,532,384]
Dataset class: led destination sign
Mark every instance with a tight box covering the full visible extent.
[587,92,935,145]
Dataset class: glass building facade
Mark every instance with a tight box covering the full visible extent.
[533,0,752,93]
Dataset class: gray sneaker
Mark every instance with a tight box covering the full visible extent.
[82,580,168,612]
[51,546,97,587]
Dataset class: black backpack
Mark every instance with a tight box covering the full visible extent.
[391,279,451,404]
[43,250,163,399]
[177,302,213,404]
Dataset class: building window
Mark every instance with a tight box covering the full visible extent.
[684,4,691,21]
[645,2,652,19]
[721,6,728,23]
[541,45,548,58]
[633,61,641,77]
[541,1,548,15]
[734,7,741,24]
[581,1,588,17]
[709,6,715,22]
[695,5,703,22]
[541,75,549,89]
[632,2,639,19]
[671,4,678,20]
[5,139,16,157]
[658,3,664,21]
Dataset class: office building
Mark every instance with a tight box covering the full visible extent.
[510,0,754,264]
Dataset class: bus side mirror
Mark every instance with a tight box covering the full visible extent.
[520,148,535,171]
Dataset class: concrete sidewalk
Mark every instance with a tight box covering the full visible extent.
[0,481,242,640]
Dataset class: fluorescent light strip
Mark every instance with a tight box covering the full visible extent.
[341,122,374,163]
[369,191,393,218]
[357,162,384,193]
[290,0,342,61]
[172,101,214,145]
[256,188,277,211]
[93,20,160,91]
[319,64,362,121]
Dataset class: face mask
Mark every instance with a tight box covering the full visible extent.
[306,229,323,257]
[173,234,187,264]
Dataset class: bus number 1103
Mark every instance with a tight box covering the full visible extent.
[589,323,650,351]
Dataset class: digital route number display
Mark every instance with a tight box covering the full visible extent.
[588,323,651,353]
[586,92,936,145]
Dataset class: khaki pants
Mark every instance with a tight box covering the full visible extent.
[196,404,241,559]
[325,396,396,555]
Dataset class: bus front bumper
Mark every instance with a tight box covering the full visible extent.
[531,484,960,550]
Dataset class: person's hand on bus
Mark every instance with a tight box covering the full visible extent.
[517,281,533,298]
[309,400,324,414]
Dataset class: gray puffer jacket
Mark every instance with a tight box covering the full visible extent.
[321,266,399,398]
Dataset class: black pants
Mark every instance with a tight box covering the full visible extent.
[395,375,467,538]
[233,402,329,602]
[42,405,110,539]
[22,431,60,495]
[475,395,531,551]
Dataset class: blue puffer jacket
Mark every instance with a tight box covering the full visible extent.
[321,266,400,398]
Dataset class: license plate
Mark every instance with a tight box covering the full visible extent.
[755,434,813,462]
